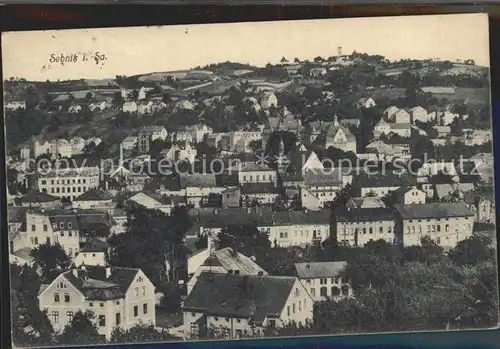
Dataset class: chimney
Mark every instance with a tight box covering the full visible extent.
[106,267,112,279]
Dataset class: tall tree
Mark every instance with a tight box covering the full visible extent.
[57,310,103,346]
[30,243,71,282]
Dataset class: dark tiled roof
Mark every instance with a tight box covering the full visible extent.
[274,210,331,225]
[21,190,60,203]
[183,272,296,324]
[241,182,279,195]
[62,266,140,301]
[198,207,274,228]
[336,207,396,222]
[352,172,416,188]
[396,203,475,220]
[74,188,114,201]
[295,261,347,279]
[180,174,216,188]
[80,238,110,253]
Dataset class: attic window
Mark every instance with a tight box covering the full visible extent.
[68,222,72,229]
[60,222,64,229]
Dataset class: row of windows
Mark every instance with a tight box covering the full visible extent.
[405,223,471,234]
[31,237,51,245]
[241,174,274,182]
[341,227,393,235]
[286,299,307,316]
[52,311,73,324]
[407,217,468,223]
[54,293,71,303]
[310,286,349,297]
[279,230,324,239]
[312,277,342,285]
[135,286,147,296]
[41,178,93,185]
[46,186,89,194]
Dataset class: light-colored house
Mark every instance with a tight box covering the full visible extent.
[390,109,411,124]
[68,104,83,114]
[6,100,27,110]
[121,136,138,150]
[182,272,313,339]
[122,101,138,113]
[20,190,60,209]
[164,143,197,163]
[271,210,332,247]
[314,116,356,153]
[352,172,417,198]
[374,118,392,138]
[137,100,153,115]
[433,125,452,138]
[38,265,155,340]
[392,187,426,205]
[241,183,280,206]
[390,123,411,138]
[395,202,475,248]
[409,106,429,124]
[72,188,114,211]
[357,97,376,109]
[73,238,110,267]
[260,91,278,110]
[127,192,174,216]
[295,262,352,302]
[463,129,492,146]
[335,207,396,246]
[36,167,100,201]
[187,241,268,295]
[227,162,277,185]
[384,106,399,120]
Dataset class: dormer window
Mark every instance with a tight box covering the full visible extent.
[60,222,64,229]
[68,222,72,229]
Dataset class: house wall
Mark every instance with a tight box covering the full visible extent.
[38,174,100,201]
[73,251,107,267]
[222,190,241,208]
[400,216,474,247]
[54,229,80,258]
[72,199,114,210]
[299,276,352,302]
[238,171,277,184]
[242,193,278,206]
[279,279,314,327]
[360,186,403,197]
[38,274,87,334]
[403,189,426,204]
[270,223,331,247]
[336,220,395,246]
[25,212,54,248]
[124,270,156,329]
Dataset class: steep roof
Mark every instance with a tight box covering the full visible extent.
[80,238,110,253]
[396,202,475,219]
[73,188,114,201]
[241,182,279,195]
[295,261,347,279]
[183,272,296,324]
[61,266,140,301]
[200,247,268,275]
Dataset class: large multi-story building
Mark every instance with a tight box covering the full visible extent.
[36,167,100,201]
[38,265,155,340]
[395,202,475,248]
[271,210,332,247]
[334,207,396,246]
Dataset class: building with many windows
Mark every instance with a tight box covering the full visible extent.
[334,207,396,246]
[294,262,352,302]
[36,167,100,201]
[38,265,155,340]
[395,202,475,248]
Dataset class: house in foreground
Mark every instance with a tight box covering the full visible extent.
[38,265,155,340]
[294,262,352,302]
[182,272,313,339]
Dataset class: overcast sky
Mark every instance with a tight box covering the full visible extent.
[2,13,490,81]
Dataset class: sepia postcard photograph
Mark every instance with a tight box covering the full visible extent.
[2,13,498,347]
